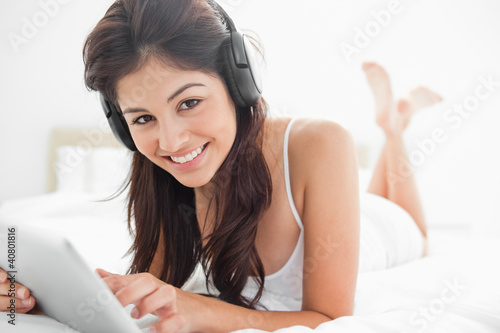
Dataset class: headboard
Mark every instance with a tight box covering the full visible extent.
[47,128,122,192]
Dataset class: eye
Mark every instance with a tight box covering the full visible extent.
[132,114,155,125]
[179,99,200,110]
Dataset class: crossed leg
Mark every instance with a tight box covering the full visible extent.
[362,62,443,239]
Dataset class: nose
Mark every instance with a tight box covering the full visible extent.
[157,116,190,153]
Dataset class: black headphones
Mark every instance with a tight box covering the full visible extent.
[99,0,263,151]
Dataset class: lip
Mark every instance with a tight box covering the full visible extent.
[163,142,209,171]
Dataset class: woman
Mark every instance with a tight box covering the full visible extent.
[0,0,441,332]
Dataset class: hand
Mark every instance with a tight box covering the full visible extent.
[0,268,36,314]
[97,269,197,333]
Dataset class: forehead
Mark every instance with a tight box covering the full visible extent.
[116,59,221,106]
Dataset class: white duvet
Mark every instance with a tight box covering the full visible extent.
[0,192,499,333]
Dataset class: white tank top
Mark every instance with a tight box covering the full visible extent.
[180,117,304,311]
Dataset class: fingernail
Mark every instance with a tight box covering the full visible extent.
[150,326,157,333]
[21,297,32,307]
[18,287,27,298]
[0,271,7,281]
[131,307,140,319]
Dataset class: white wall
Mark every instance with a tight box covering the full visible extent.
[1,0,500,235]
[0,0,115,200]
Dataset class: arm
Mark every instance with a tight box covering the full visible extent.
[293,119,360,319]
[186,290,332,332]
[99,269,332,333]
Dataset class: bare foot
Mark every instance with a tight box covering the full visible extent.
[363,62,443,135]
[362,62,399,136]
[397,86,443,129]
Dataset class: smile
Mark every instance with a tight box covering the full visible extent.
[170,143,207,164]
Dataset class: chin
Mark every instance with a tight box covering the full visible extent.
[173,174,214,189]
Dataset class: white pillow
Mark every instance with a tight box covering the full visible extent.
[54,145,89,192]
[86,147,132,194]
[54,146,131,194]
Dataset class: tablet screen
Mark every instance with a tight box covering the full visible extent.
[0,226,143,333]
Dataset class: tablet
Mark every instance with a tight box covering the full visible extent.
[0,226,143,333]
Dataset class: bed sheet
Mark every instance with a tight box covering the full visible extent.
[0,192,499,333]
[235,237,500,333]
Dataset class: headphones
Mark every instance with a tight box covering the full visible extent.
[99,0,263,151]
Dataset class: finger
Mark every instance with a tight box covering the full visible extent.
[132,284,177,320]
[152,314,186,333]
[27,302,45,315]
[0,295,36,313]
[0,282,31,299]
[115,274,162,307]
[96,268,114,278]
[102,273,142,294]
[0,269,7,283]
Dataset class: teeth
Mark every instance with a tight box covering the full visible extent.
[170,144,205,164]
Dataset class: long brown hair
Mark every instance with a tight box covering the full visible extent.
[83,0,272,309]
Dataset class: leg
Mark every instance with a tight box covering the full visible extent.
[366,144,388,199]
[367,139,427,237]
[379,137,427,237]
[362,62,442,238]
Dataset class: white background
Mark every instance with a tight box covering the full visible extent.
[1,0,499,235]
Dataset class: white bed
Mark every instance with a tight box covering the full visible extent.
[0,127,499,333]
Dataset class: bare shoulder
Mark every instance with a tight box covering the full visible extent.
[287,117,356,185]
[267,116,353,155]
[289,117,353,151]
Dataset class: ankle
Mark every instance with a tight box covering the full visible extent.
[383,128,404,141]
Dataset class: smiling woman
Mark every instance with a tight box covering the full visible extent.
[0,0,436,333]
[77,0,432,332]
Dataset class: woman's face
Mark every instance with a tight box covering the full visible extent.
[116,58,237,189]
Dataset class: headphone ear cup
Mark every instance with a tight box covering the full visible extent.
[99,94,137,151]
[223,32,263,108]
[222,43,248,108]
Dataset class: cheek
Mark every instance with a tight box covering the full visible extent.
[130,129,156,156]
[206,104,237,134]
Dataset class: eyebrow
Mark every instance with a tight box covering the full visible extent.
[122,82,206,115]
[168,82,206,103]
